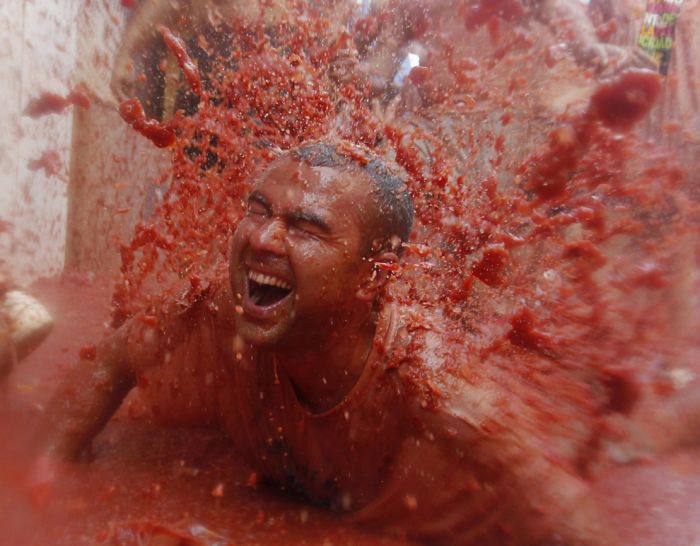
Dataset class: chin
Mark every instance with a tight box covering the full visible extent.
[234,314,291,347]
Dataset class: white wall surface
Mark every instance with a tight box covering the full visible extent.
[0,0,80,282]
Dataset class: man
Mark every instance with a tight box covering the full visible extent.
[358,0,656,112]
[34,140,700,545]
[110,0,357,116]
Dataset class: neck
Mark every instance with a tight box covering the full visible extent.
[273,310,377,413]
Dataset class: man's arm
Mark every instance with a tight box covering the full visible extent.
[34,279,228,464]
[36,291,200,460]
[533,0,656,72]
[37,326,136,462]
[23,323,140,505]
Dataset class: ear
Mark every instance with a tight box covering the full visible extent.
[355,251,400,302]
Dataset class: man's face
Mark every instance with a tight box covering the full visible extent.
[229,155,375,347]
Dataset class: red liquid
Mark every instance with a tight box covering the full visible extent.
[159,26,203,95]
[118,98,177,148]
[27,150,62,177]
[24,85,90,118]
[590,70,662,131]
[6,1,700,544]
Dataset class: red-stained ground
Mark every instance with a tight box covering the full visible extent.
[595,452,700,546]
[1,276,700,546]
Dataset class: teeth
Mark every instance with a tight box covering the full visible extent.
[247,270,291,290]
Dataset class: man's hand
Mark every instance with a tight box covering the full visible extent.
[575,42,658,75]
[537,0,658,75]
[33,327,136,463]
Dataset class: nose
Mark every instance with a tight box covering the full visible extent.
[249,217,286,255]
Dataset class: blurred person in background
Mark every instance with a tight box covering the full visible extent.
[110,0,360,119]
[111,0,656,119]
[358,0,657,114]
[589,0,700,195]
[0,268,53,382]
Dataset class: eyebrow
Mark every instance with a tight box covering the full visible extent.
[247,190,331,233]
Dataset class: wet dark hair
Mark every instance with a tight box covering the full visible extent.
[290,141,414,252]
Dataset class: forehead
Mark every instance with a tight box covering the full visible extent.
[253,155,373,211]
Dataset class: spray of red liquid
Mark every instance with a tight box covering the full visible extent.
[107,0,699,534]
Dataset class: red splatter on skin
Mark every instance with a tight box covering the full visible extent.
[79,345,97,361]
[27,150,62,177]
[121,0,138,8]
[159,25,202,95]
[602,367,641,415]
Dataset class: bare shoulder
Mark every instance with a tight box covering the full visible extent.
[119,277,237,425]
[122,277,235,373]
[383,303,614,544]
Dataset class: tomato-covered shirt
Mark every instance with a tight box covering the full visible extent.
[126,281,606,545]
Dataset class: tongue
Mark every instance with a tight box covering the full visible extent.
[251,282,291,307]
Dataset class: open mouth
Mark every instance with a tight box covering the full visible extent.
[247,270,293,308]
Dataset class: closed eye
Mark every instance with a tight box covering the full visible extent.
[246,192,271,217]
[289,219,326,238]
[288,212,330,238]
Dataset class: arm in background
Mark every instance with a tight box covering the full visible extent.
[535,0,656,72]
[34,292,202,462]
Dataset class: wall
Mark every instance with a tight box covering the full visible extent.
[0,1,168,283]
[0,0,79,282]
[66,1,169,274]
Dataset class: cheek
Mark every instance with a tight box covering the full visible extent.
[297,250,365,295]
[230,221,253,255]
